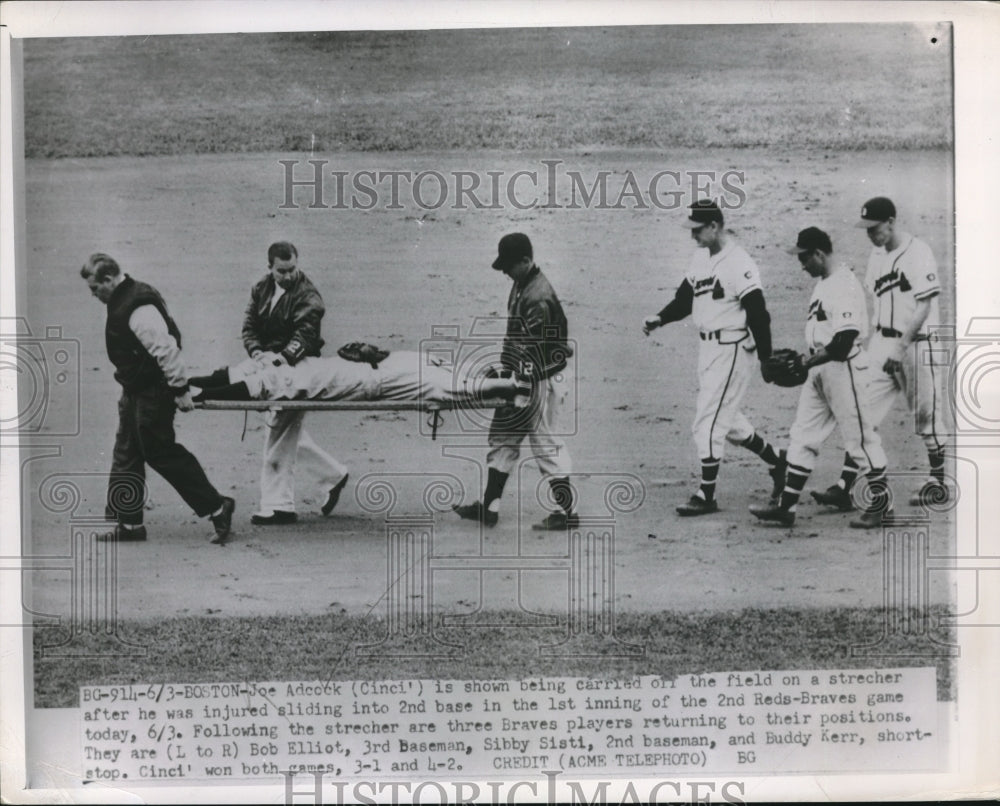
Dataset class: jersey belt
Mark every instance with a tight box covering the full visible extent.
[700,329,748,342]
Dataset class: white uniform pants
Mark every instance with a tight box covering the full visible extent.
[787,356,887,473]
[866,333,947,453]
[692,339,756,461]
[258,409,348,514]
[487,374,572,478]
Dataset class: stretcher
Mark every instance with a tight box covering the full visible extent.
[195,398,510,439]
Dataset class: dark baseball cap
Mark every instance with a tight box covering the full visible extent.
[855,196,896,228]
[787,226,833,255]
[491,232,533,270]
[681,199,724,229]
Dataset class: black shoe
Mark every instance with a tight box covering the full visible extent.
[908,481,949,507]
[850,508,894,529]
[322,474,350,516]
[452,500,498,527]
[749,502,796,527]
[810,484,855,511]
[189,368,231,389]
[97,524,147,542]
[210,497,236,544]
[768,451,787,506]
[532,512,580,531]
[193,381,251,403]
[250,510,297,526]
[676,495,719,517]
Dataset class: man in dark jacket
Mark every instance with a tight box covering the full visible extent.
[453,233,577,530]
[81,253,234,544]
[240,241,348,524]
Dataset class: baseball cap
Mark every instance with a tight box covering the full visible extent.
[492,232,533,270]
[681,199,724,229]
[787,226,833,255]
[855,196,896,228]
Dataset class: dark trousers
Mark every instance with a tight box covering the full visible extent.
[106,387,222,525]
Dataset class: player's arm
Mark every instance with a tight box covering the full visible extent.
[643,279,693,335]
[279,293,325,366]
[242,285,266,358]
[740,289,772,362]
[802,329,859,371]
[881,296,934,374]
[886,244,941,372]
[129,305,194,411]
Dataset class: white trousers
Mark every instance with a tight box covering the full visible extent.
[787,356,887,473]
[692,339,756,461]
[258,409,348,515]
[866,333,947,453]
[487,374,572,478]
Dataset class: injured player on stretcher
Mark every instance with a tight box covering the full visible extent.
[190,349,530,407]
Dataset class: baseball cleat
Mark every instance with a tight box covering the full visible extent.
[210,496,236,543]
[189,368,231,389]
[810,484,855,511]
[97,524,148,542]
[250,509,297,526]
[192,381,252,402]
[908,481,949,507]
[452,500,498,527]
[768,452,787,506]
[748,503,796,527]
[532,512,580,531]
[322,473,350,516]
[676,496,719,517]
[849,508,893,529]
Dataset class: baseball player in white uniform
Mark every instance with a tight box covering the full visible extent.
[811,197,948,510]
[192,349,528,405]
[644,200,785,516]
[750,227,892,529]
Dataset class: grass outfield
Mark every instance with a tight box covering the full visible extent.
[34,607,954,707]
[24,25,950,158]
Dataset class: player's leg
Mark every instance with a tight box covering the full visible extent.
[722,346,785,505]
[813,344,892,510]
[685,343,762,514]
[827,361,892,528]
[527,375,576,530]
[100,390,148,541]
[906,337,949,504]
[254,409,304,523]
[453,406,526,526]
[811,451,860,511]
[683,343,736,515]
[865,334,905,426]
[750,373,834,526]
[292,416,350,516]
[132,388,231,528]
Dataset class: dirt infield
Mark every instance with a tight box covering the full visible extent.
[24,147,954,622]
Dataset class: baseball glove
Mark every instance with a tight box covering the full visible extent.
[763,348,808,387]
[337,342,390,369]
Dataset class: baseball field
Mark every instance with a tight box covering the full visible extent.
[22,25,956,705]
